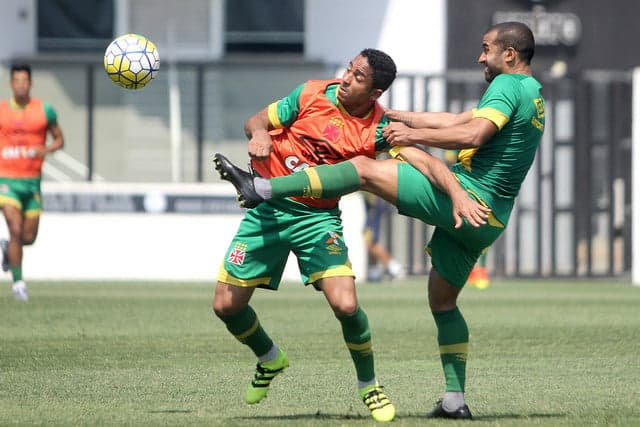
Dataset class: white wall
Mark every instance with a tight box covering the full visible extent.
[305,0,446,74]
[114,0,225,61]
[0,0,36,61]
[0,184,366,283]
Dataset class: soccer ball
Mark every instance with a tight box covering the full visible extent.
[104,34,160,90]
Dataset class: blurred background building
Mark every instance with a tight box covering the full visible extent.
[0,0,636,281]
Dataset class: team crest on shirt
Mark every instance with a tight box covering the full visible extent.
[325,230,343,255]
[322,117,344,143]
[228,242,248,265]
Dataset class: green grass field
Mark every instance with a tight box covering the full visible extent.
[1,278,639,426]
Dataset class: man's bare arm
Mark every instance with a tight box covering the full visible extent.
[244,108,274,160]
[385,109,473,129]
[383,117,497,150]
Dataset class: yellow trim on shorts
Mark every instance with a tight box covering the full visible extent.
[267,102,283,128]
[439,343,468,354]
[0,195,21,210]
[24,209,41,218]
[304,168,323,198]
[464,188,504,228]
[308,264,354,284]
[388,146,407,160]
[217,264,271,287]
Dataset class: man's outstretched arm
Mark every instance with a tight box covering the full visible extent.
[385,109,473,129]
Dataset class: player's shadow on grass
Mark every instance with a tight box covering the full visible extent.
[235,412,370,421]
[237,411,565,422]
[473,412,565,421]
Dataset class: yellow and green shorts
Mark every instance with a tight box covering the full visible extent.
[218,198,354,290]
[0,177,42,217]
[396,163,510,288]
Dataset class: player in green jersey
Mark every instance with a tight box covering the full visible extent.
[215,21,543,420]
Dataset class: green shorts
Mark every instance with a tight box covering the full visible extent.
[0,177,42,217]
[396,163,510,288]
[218,198,353,290]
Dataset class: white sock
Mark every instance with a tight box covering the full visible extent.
[387,259,406,279]
[442,391,465,411]
[357,378,378,390]
[254,177,272,199]
[258,345,279,363]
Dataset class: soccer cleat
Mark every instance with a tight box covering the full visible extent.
[244,349,289,404]
[1,239,8,272]
[426,399,473,420]
[11,280,28,301]
[467,265,489,289]
[387,259,406,281]
[359,385,396,422]
[213,153,264,209]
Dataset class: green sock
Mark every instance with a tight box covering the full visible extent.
[337,306,375,382]
[10,266,22,282]
[218,305,273,357]
[271,162,361,199]
[432,307,468,392]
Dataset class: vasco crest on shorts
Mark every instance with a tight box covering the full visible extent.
[324,230,343,255]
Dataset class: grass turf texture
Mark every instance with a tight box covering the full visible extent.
[1,279,639,426]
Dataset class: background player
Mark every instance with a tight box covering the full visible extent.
[362,192,405,281]
[0,63,65,300]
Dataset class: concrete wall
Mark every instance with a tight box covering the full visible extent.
[305,0,446,74]
[0,0,36,61]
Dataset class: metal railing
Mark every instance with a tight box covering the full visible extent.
[4,60,631,278]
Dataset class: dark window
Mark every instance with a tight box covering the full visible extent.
[38,0,114,51]
[225,0,303,53]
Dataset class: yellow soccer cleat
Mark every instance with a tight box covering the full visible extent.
[360,385,396,422]
[244,349,289,404]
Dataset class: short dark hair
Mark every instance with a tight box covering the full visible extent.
[359,48,397,92]
[10,63,32,80]
[488,21,535,64]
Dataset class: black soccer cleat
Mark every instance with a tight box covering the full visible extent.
[426,399,473,420]
[213,153,264,208]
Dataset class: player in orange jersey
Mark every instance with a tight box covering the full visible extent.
[213,49,402,421]
[0,63,65,300]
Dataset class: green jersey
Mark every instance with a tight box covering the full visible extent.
[451,74,545,221]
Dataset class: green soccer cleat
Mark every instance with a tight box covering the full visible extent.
[244,349,289,404]
[359,385,396,422]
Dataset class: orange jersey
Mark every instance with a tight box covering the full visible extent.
[252,79,389,209]
[0,97,53,178]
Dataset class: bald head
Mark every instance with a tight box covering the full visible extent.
[487,21,535,64]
